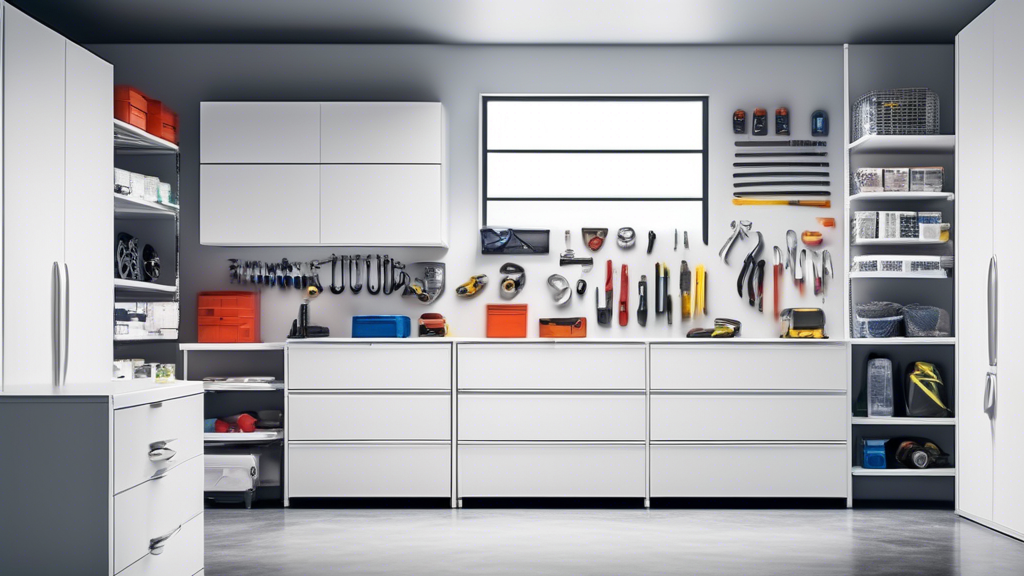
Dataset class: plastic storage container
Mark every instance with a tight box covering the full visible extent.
[198,291,260,343]
[204,453,260,509]
[352,315,411,338]
[145,99,179,144]
[903,304,952,337]
[486,304,528,338]
[867,358,895,417]
[114,85,148,130]
[854,302,904,338]
[861,439,888,469]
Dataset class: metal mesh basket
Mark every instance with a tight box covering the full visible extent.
[902,304,951,337]
[852,88,940,141]
[853,301,905,338]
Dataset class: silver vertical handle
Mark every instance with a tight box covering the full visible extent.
[51,262,62,386]
[985,372,996,415]
[61,263,70,386]
[989,255,998,367]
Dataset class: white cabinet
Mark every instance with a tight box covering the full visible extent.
[650,393,846,442]
[321,102,442,164]
[199,101,448,247]
[459,393,646,441]
[650,344,846,390]
[289,443,451,498]
[2,4,112,388]
[457,343,646,390]
[200,102,320,163]
[320,164,444,246]
[289,392,450,440]
[200,164,320,245]
[288,343,451,390]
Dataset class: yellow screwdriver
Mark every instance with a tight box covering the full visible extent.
[732,199,831,208]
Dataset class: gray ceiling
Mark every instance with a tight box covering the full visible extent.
[10,0,993,45]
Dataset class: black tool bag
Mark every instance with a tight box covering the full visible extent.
[904,362,951,417]
[480,228,550,254]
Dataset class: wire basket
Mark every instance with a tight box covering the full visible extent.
[852,88,940,141]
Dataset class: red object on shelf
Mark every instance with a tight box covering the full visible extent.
[114,85,148,130]
[145,99,178,144]
[486,304,528,338]
[197,291,261,343]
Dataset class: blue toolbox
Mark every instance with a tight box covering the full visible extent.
[352,315,411,338]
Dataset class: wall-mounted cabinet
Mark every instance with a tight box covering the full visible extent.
[199,101,448,247]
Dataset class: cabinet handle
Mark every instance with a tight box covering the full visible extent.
[989,255,998,367]
[148,524,182,555]
[148,447,177,462]
[51,262,61,386]
[984,372,995,415]
[61,263,70,386]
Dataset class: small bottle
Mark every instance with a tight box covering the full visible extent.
[775,107,790,135]
[866,358,894,417]
[811,110,829,136]
[752,108,768,136]
[732,109,746,134]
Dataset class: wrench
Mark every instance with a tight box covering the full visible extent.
[719,220,753,263]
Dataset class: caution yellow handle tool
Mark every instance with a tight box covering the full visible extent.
[680,261,692,320]
[732,199,831,208]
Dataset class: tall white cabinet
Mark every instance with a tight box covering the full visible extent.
[956,0,1024,539]
[1,3,113,389]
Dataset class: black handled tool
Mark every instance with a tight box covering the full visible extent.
[753,260,766,309]
[647,230,656,254]
[736,232,764,299]
[735,152,827,158]
[637,275,648,326]
[735,140,826,147]
[735,161,830,168]
[734,180,830,188]
[734,191,832,197]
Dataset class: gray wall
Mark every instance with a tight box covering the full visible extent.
[93,44,848,341]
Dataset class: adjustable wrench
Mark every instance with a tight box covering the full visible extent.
[736,231,764,299]
[719,220,752,263]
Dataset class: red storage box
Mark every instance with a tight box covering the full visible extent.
[145,99,178,144]
[486,304,528,338]
[114,85,148,130]
[197,291,261,343]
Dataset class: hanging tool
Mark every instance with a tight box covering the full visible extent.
[655,263,667,314]
[733,109,746,133]
[596,260,613,326]
[735,152,827,158]
[576,279,587,296]
[735,140,826,148]
[680,261,692,320]
[349,255,363,294]
[752,108,768,135]
[695,265,707,317]
[619,264,629,326]
[734,161,830,168]
[456,274,488,298]
[382,257,395,295]
[403,262,446,304]
[754,260,766,311]
[647,231,656,254]
[637,275,648,326]
[330,255,345,294]
[310,261,324,296]
[366,255,381,295]
[775,107,790,135]
[733,191,832,198]
[812,251,823,296]
[684,231,689,250]
[734,171,830,178]
[674,229,678,251]
[736,231,764,300]
[798,249,807,295]
[499,263,526,300]
[548,274,572,306]
[773,247,783,320]
[719,220,752,263]
[583,228,608,251]
[732,199,831,208]
[665,264,673,325]
[802,231,824,246]
[617,227,636,249]
[734,180,830,188]
[811,110,829,136]
[786,230,798,281]
[822,250,834,295]
[560,230,594,267]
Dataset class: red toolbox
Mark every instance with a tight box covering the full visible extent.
[114,85,148,130]
[198,291,261,343]
[145,99,178,144]
[486,304,528,338]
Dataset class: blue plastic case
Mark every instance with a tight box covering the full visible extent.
[352,315,411,338]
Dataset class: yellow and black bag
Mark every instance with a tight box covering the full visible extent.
[905,362,951,417]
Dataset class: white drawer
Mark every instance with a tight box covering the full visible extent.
[458,444,645,498]
[289,392,451,440]
[457,343,645,390]
[114,393,203,494]
[459,393,645,441]
[650,393,847,441]
[114,455,204,573]
[650,344,846,390]
[288,344,451,390]
[650,444,847,498]
[288,443,451,497]
[117,512,203,576]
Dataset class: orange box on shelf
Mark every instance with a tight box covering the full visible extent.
[145,99,179,144]
[114,85,148,130]
[486,304,528,338]
[197,291,261,343]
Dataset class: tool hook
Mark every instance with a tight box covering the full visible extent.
[366,254,382,295]
[329,255,345,294]
[349,255,363,294]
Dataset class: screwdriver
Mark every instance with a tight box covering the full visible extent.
[680,261,692,320]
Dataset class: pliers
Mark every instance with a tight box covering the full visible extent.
[736,231,764,299]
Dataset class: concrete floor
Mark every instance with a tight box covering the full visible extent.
[205,507,1024,576]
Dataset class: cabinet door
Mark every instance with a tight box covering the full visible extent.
[2,6,66,386]
[64,42,113,383]
[956,3,996,523]
[200,164,320,245]
[320,164,443,246]
[200,102,320,164]
[993,0,1024,535]
[320,102,442,164]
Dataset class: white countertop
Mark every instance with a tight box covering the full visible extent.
[283,337,848,345]
[0,380,203,408]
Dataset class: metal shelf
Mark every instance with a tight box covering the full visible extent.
[853,238,948,246]
[850,338,956,345]
[852,417,956,426]
[852,466,955,477]
[181,343,286,351]
[114,194,178,220]
[114,119,179,154]
[850,192,954,202]
[114,334,178,343]
[114,278,178,298]
[847,134,955,154]
[204,381,284,392]
[205,429,283,444]
[849,272,949,279]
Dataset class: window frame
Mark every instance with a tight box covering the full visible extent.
[479,94,710,245]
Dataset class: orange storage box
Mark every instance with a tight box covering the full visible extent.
[114,85,148,130]
[486,304,528,338]
[145,99,178,144]
[197,291,261,343]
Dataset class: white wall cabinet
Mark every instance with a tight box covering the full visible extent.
[1,4,112,388]
[200,101,448,247]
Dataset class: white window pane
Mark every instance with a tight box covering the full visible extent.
[486,100,704,151]
[487,152,703,200]
[486,199,703,232]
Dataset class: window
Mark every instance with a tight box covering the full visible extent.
[480,95,709,244]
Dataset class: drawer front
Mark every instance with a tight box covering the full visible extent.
[114,393,203,494]
[650,444,847,498]
[288,443,451,497]
[288,344,451,390]
[457,344,646,390]
[459,393,645,441]
[458,444,645,498]
[320,102,442,164]
[289,393,451,440]
[200,102,320,163]
[118,512,203,576]
[114,455,204,573]
[650,344,846,390]
[650,393,847,441]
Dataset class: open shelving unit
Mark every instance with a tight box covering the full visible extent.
[844,44,958,506]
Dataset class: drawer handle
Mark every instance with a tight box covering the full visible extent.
[148,524,182,555]
[149,439,177,462]
[150,402,163,408]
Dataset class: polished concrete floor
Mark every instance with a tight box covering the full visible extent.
[206,507,1024,575]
